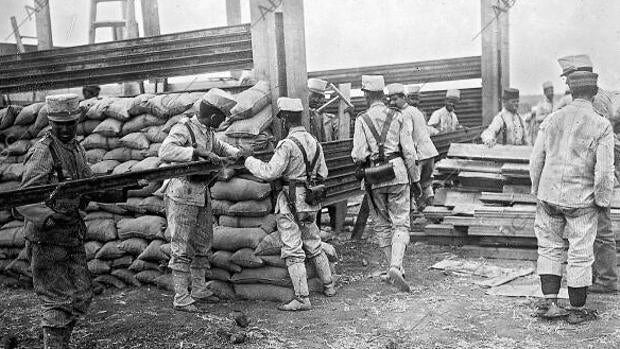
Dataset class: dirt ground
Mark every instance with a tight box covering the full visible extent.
[1,233,620,349]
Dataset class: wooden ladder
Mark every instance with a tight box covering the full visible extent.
[88,0,138,44]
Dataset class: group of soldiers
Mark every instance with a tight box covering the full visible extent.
[14,53,618,347]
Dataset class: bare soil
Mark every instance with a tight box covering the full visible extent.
[1,235,620,349]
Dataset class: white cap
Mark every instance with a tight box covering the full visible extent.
[446,89,461,100]
[202,88,237,116]
[361,75,385,92]
[277,97,303,113]
[385,83,405,96]
[404,84,421,96]
[558,54,593,76]
[308,78,328,94]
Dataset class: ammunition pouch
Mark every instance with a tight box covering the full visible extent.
[305,182,326,206]
[364,162,395,185]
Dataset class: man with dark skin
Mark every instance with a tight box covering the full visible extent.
[481,88,528,147]
[428,90,461,135]
[82,85,101,100]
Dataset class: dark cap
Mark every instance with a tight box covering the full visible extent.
[503,88,520,100]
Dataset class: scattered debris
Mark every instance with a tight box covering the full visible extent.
[487,283,569,299]
[431,258,534,287]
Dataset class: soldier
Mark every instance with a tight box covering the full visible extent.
[558,54,618,294]
[526,81,555,144]
[244,97,336,311]
[404,84,428,121]
[159,89,244,312]
[81,85,101,100]
[308,78,340,142]
[17,94,126,348]
[428,89,461,135]
[481,88,528,147]
[352,75,419,292]
[530,71,614,324]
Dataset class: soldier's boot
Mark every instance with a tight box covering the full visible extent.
[380,246,392,283]
[388,242,411,293]
[312,252,336,297]
[43,327,68,349]
[172,270,203,313]
[190,267,220,303]
[278,263,312,311]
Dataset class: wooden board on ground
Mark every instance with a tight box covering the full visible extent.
[423,224,467,237]
[460,245,539,261]
[468,225,535,238]
[503,185,531,194]
[500,163,530,178]
[411,231,470,246]
[480,192,536,205]
[435,159,503,174]
[447,143,532,163]
[457,172,505,192]
[477,236,539,248]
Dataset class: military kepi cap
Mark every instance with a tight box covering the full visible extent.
[567,71,598,89]
[503,88,520,100]
[202,88,237,117]
[308,78,328,94]
[542,81,553,89]
[404,84,421,96]
[446,89,460,101]
[558,54,593,76]
[277,97,303,113]
[385,83,405,96]
[46,94,81,122]
[361,75,385,92]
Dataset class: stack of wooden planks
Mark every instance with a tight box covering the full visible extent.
[414,143,620,262]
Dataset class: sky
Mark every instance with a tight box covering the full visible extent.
[0,0,619,95]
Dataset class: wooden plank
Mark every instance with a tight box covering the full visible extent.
[435,158,502,174]
[447,143,532,163]
[457,171,504,191]
[442,216,479,227]
[444,215,535,227]
[35,0,53,50]
[477,236,539,248]
[444,191,482,207]
[461,246,538,261]
[468,225,534,238]
[351,194,370,240]
[423,224,467,237]
[500,162,529,176]
[226,0,242,26]
[480,192,536,205]
[503,184,531,194]
[337,83,352,140]
[411,231,470,246]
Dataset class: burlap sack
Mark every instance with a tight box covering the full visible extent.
[120,132,150,150]
[3,140,31,156]
[209,250,242,273]
[224,105,273,138]
[95,240,125,260]
[93,274,126,289]
[1,163,24,181]
[76,120,101,136]
[111,255,134,269]
[227,199,273,217]
[87,259,111,275]
[14,102,44,126]
[142,125,168,143]
[213,226,267,251]
[211,177,271,201]
[206,267,231,282]
[137,240,168,262]
[117,238,148,256]
[111,269,142,287]
[112,160,139,175]
[230,248,264,268]
[0,221,24,248]
[233,283,293,303]
[0,105,22,130]
[85,148,107,163]
[141,93,195,118]
[85,98,113,121]
[117,216,166,240]
[139,196,165,215]
[254,230,283,256]
[93,118,123,137]
[117,197,147,214]
[85,219,118,242]
[103,148,146,162]
[121,114,166,136]
[140,142,161,158]
[90,160,120,175]
[84,241,103,260]
[135,270,162,285]
[228,81,271,121]
[206,280,237,300]
[81,134,120,150]
[128,259,161,273]
[132,157,162,172]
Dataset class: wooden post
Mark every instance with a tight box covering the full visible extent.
[35,0,53,50]
[480,0,509,126]
[89,0,97,43]
[226,0,242,26]
[337,83,352,140]
[10,16,25,53]
[282,0,310,130]
[125,0,139,39]
[141,0,161,36]
[351,197,370,240]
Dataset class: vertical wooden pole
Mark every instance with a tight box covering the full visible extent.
[337,83,352,140]
[226,0,242,26]
[480,0,509,126]
[141,0,161,36]
[35,0,53,50]
[89,0,97,44]
[282,0,310,130]
[10,16,25,53]
[125,0,139,39]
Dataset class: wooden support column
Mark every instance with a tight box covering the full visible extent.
[10,17,25,53]
[35,0,53,50]
[141,0,161,36]
[480,0,510,126]
[226,0,242,25]
[282,0,310,130]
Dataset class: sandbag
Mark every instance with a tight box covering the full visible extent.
[121,114,166,136]
[216,167,236,182]
[140,196,165,215]
[233,283,293,303]
[84,241,103,260]
[0,181,20,192]
[0,210,13,225]
[29,105,49,136]
[93,274,126,289]
[211,177,271,201]
[127,94,156,116]
[211,200,233,216]
[90,160,120,175]
[0,105,22,130]
[154,273,173,291]
[111,255,134,269]
[2,140,31,156]
[81,134,120,150]
[0,247,21,259]
[1,163,24,181]
[84,211,123,222]
[160,243,171,257]
[95,240,125,260]
[117,216,166,240]
[103,147,145,162]
[260,255,287,268]
[254,230,283,256]
[117,198,147,214]
[85,148,107,163]
[120,132,150,150]
[117,238,148,256]
[127,180,161,197]
[141,94,195,118]
[88,259,111,275]
[135,270,162,285]
[142,125,168,143]
[110,269,141,287]
[104,98,135,121]
[225,105,273,138]
[76,120,100,136]
[112,160,139,175]
[14,102,44,126]
[85,99,113,120]
[5,259,31,278]
[93,118,123,137]
[213,226,267,251]
[160,114,184,133]
[128,259,161,273]
[206,280,237,300]
[85,219,118,242]
[140,142,161,158]
[227,199,272,217]
[230,266,290,286]
[0,221,24,248]
[137,239,168,262]
[230,248,264,268]
[1,125,31,143]
[229,81,271,122]
[206,267,231,282]
[321,242,338,262]
[209,250,242,273]
[96,203,129,215]
[132,157,162,172]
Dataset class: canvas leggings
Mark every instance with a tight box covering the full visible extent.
[369,184,411,248]
[277,211,323,266]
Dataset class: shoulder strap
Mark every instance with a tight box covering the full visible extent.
[499,112,508,145]
[184,123,197,148]
[289,136,320,182]
[47,142,65,182]
[361,108,396,159]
